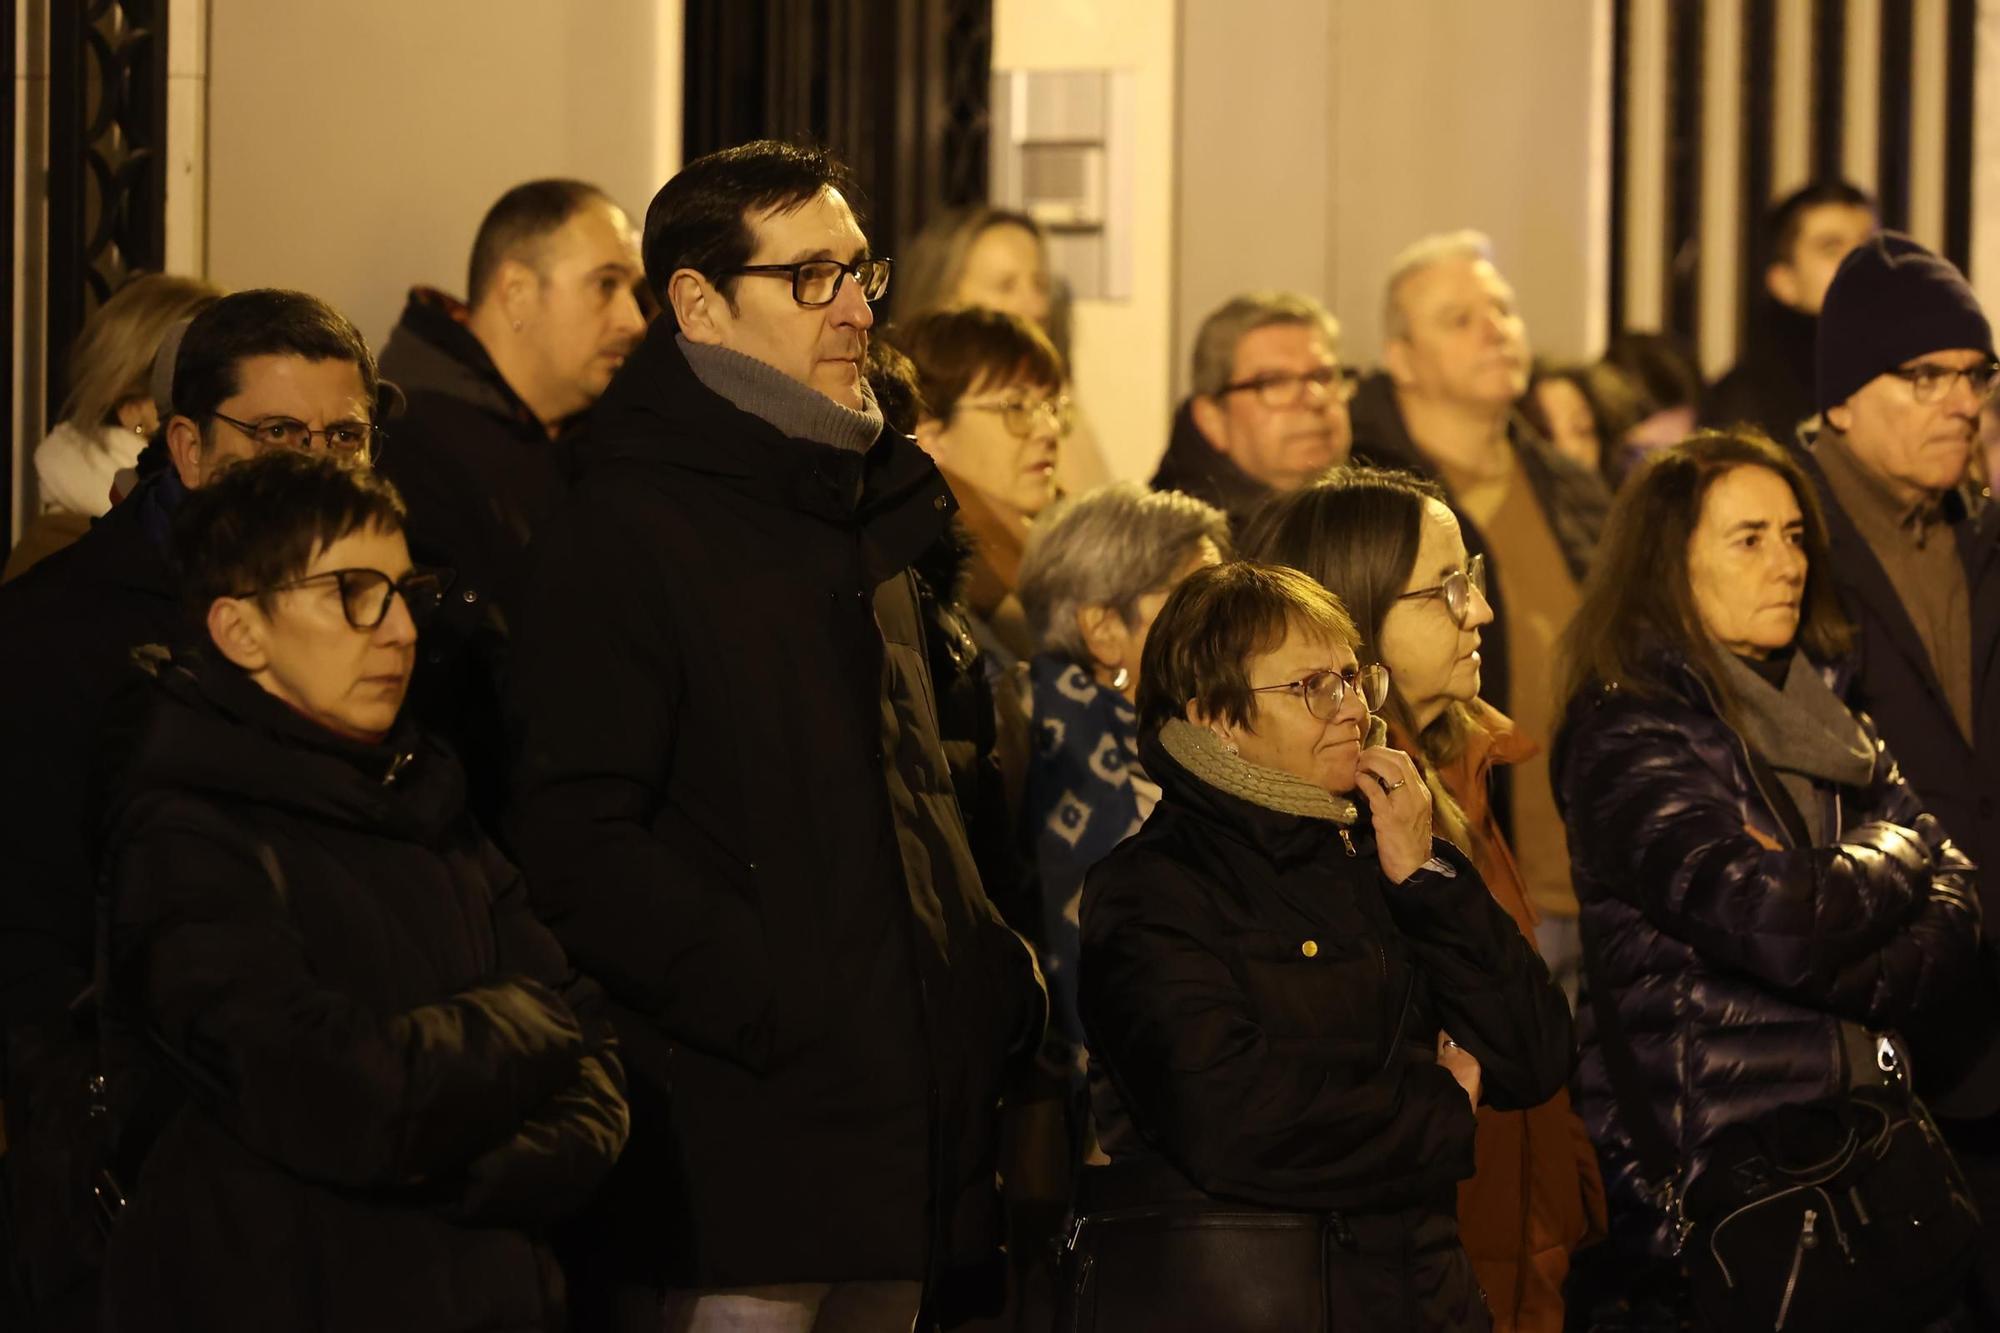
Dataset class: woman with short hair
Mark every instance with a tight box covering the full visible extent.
[1016,481,1227,1058]
[1067,560,1572,1330]
[98,449,627,1332]
[1553,429,1978,1329]
[1246,467,1605,1333]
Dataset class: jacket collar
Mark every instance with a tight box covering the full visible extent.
[1142,720,1371,869]
[378,287,553,435]
[120,647,459,842]
[1151,399,1275,529]
[583,320,955,578]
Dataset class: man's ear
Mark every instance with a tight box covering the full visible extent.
[1826,399,1854,434]
[668,268,725,345]
[1190,395,1230,455]
[206,596,269,673]
[496,257,542,331]
[1383,335,1416,389]
[1076,604,1129,674]
[165,415,205,489]
[913,415,946,462]
[1766,261,1801,309]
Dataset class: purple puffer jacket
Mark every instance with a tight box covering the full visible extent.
[1552,652,1980,1261]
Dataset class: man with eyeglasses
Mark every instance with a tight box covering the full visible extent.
[1349,230,1610,1008]
[1152,290,1354,533]
[1804,238,2000,1291]
[0,288,385,1323]
[506,141,1045,1333]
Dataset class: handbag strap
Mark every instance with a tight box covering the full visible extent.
[1578,920,1682,1192]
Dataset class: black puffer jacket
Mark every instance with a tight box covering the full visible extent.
[1076,726,1572,1329]
[1553,654,1979,1261]
[99,653,627,1333]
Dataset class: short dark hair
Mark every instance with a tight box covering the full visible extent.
[466,178,613,307]
[170,289,379,438]
[1556,428,1853,719]
[173,448,406,622]
[1768,179,1877,265]
[890,307,1066,421]
[864,340,928,439]
[642,140,860,314]
[1136,561,1359,739]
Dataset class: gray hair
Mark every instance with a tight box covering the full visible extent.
[1018,482,1231,662]
[1189,291,1341,398]
[1381,229,1496,341]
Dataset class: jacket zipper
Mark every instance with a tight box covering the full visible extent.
[1774,1206,1817,1330]
[1338,828,1356,856]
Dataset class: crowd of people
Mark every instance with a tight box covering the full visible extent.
[0,138,1996,1333]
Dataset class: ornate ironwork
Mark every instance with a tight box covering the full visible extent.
[45,0,168,419]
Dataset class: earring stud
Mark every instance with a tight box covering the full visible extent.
[1110,666,1130,691]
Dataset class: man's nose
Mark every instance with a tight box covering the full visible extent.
[610,284,647,338]
[831,273,875,329]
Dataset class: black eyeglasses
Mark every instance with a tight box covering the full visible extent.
[210,412,380,462]
[235,567,452,630]
[1249,662,1391,720]
[1395,553,1487,627]
[1885,360,2000,405]
[1217,365,1360,410]
[729,257,892,308]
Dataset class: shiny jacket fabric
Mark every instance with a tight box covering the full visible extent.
[1552,654,1980,1261]
[1077,731,1574,1329]
[99,654,627,1332]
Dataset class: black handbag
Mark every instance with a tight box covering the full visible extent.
[1580,928,1978,1332]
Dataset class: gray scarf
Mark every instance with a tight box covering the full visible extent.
[1716,652,1875,844]
[677,334,884,454]
[1158,718,1360,826]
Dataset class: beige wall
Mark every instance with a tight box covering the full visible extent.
[204,0,681,350]
[994,0,1179,484]
[1176,0,1612,388]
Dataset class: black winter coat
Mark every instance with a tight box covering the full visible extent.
[1700,299,1820,444]
[507,325,1045,1308]
[1076,730,1572,1329]
[1552,655,1979,1261]
[99,653,627,1333]
[378,289,580,834]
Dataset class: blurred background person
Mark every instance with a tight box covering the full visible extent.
[1015,480,1227,1068]
[1246,468,1604,1333]
[1554,431,1978,1329]
[1604,330,1704,461]
[1522,359,1648,488]
[896,305,1072,675]
[6,274,221,581]
[1152,291,1355,534]
[896,204,1112,493]
[1703,180,1877,443]
[1069,560,1572,1330]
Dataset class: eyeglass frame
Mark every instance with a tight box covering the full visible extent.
[1216,364,1361,410]
[1394,553,1487,627]
[953,393,1075,438]
[1883,359,2000,405]
[230,565,454,631]
[727,256,893,308]
[210,411,382,462]
[1248,661,1392,721]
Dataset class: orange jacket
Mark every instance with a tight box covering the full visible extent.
[1402,705,1607,1333]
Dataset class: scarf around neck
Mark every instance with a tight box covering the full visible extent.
[676,334,884,454]
[1158,717,1359,826]
[1716,649,1874,843]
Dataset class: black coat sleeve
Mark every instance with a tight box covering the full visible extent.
[1079,850,1478,1211]
[108,810,588,1191]
[508,504,781,1071]
[1377,838,1574,1111]
[448,838,631,1226]
[1560,698,1979,1030]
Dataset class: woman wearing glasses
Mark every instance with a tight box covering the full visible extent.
[893,306,1072,672]
[1065,561,1573,1331]
[1245,468,1604,1333]
[96,451,627,1333]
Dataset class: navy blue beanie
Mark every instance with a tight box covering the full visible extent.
[1816,232,1993,412]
